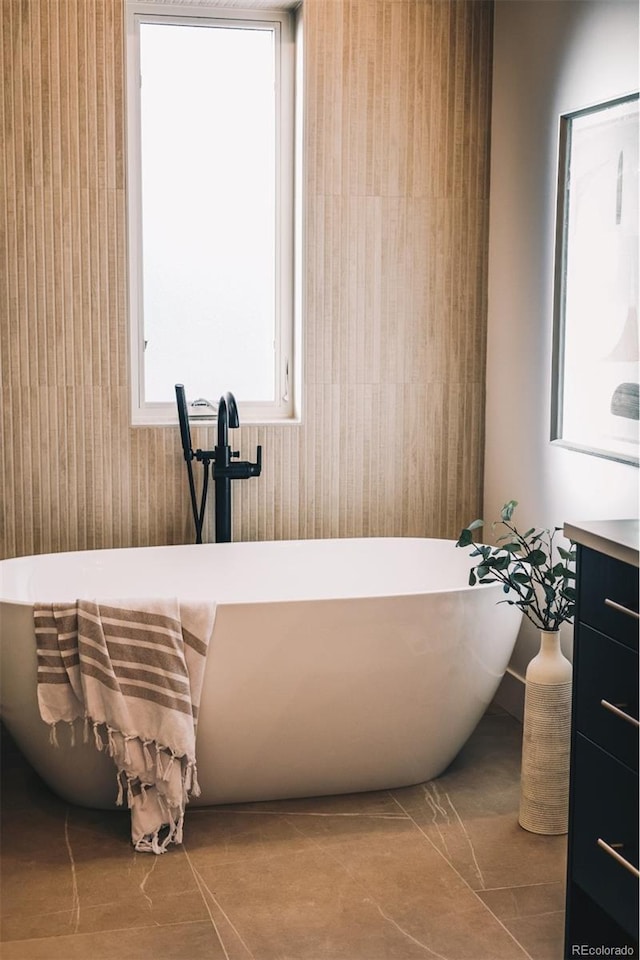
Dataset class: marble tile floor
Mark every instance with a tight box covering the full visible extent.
[0,708,567,960]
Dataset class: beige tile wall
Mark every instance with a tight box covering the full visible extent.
[1,0,492,559]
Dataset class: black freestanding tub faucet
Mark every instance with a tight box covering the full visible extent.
[175,384,262,544]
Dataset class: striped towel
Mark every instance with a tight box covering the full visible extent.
[34,599,216,854]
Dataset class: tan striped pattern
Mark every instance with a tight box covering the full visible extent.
[35,602,196,717]
[2,0,492,559]
[34,598,214,851]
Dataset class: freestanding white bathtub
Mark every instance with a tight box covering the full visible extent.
[0,537,522,809]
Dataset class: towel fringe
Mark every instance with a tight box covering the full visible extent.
[36,598,213,857]
[115,771,124,807]
[133,823,179,855]
[190,763,201,799]
[49,723,60,748]
[156,748,175,781]
[162,753,176,782]
[151,832,165,855]
[126,775,134,808]
[134,830,163,855]
[47,716,199,830]
[93,721,104,752]
[183,759,200,798]
[142,739,153,768]
[173,813,184,846]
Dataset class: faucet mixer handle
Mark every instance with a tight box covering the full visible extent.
[215,444,262,480]
[252,444,262,477]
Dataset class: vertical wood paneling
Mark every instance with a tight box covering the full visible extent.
[1,0,493,560]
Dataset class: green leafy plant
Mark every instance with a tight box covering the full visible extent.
[456,499,577,631]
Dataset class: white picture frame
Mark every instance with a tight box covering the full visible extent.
[551,92,639,466]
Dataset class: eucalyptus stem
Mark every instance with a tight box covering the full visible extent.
[502,521,549,624]
[456,501,576,631]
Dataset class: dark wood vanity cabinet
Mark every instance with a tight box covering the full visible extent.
[564,541,639,958]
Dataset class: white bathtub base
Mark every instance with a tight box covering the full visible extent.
[0,539,522,809]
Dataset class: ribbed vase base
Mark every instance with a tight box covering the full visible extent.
[518,804,568,835]
[519,675,571,836]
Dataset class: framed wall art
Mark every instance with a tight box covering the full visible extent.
[551,92,639,465]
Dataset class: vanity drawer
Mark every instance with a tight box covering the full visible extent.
[578,547,639,650]
[575,625,638,771]
[572,734,639,939]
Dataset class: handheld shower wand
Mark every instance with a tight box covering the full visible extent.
[174,384,262,543]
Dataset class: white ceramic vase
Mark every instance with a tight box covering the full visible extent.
[518,629,572,835]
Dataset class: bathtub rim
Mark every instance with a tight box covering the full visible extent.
[0,536,510,607]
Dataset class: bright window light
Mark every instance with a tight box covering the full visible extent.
[126,3,298,424]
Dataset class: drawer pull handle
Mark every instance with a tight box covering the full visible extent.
[600,699,640,728]
[597,838,640,878]
[604,598,640,620]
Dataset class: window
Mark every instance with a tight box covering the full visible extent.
[125,0,300,425]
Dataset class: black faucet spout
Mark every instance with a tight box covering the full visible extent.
[217,392,239,449]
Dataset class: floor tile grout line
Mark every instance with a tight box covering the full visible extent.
[388,792,536,960]
[0,863,205,923]
[0,917,217,948]
[425,782,487,889]
[188,809,409,819]
[63,808,81,935]
[282,814,453,959]
[480,880,564,892]
[176,844,313,871]
[182,845,232,960]
[504,908,566,922]
[183,848,257,960]
[0,908,179,937]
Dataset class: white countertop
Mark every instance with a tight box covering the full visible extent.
[564,519,640,568]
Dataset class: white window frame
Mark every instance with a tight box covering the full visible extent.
[125,0,301,426]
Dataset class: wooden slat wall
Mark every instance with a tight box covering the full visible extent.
[1,0,493,559]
